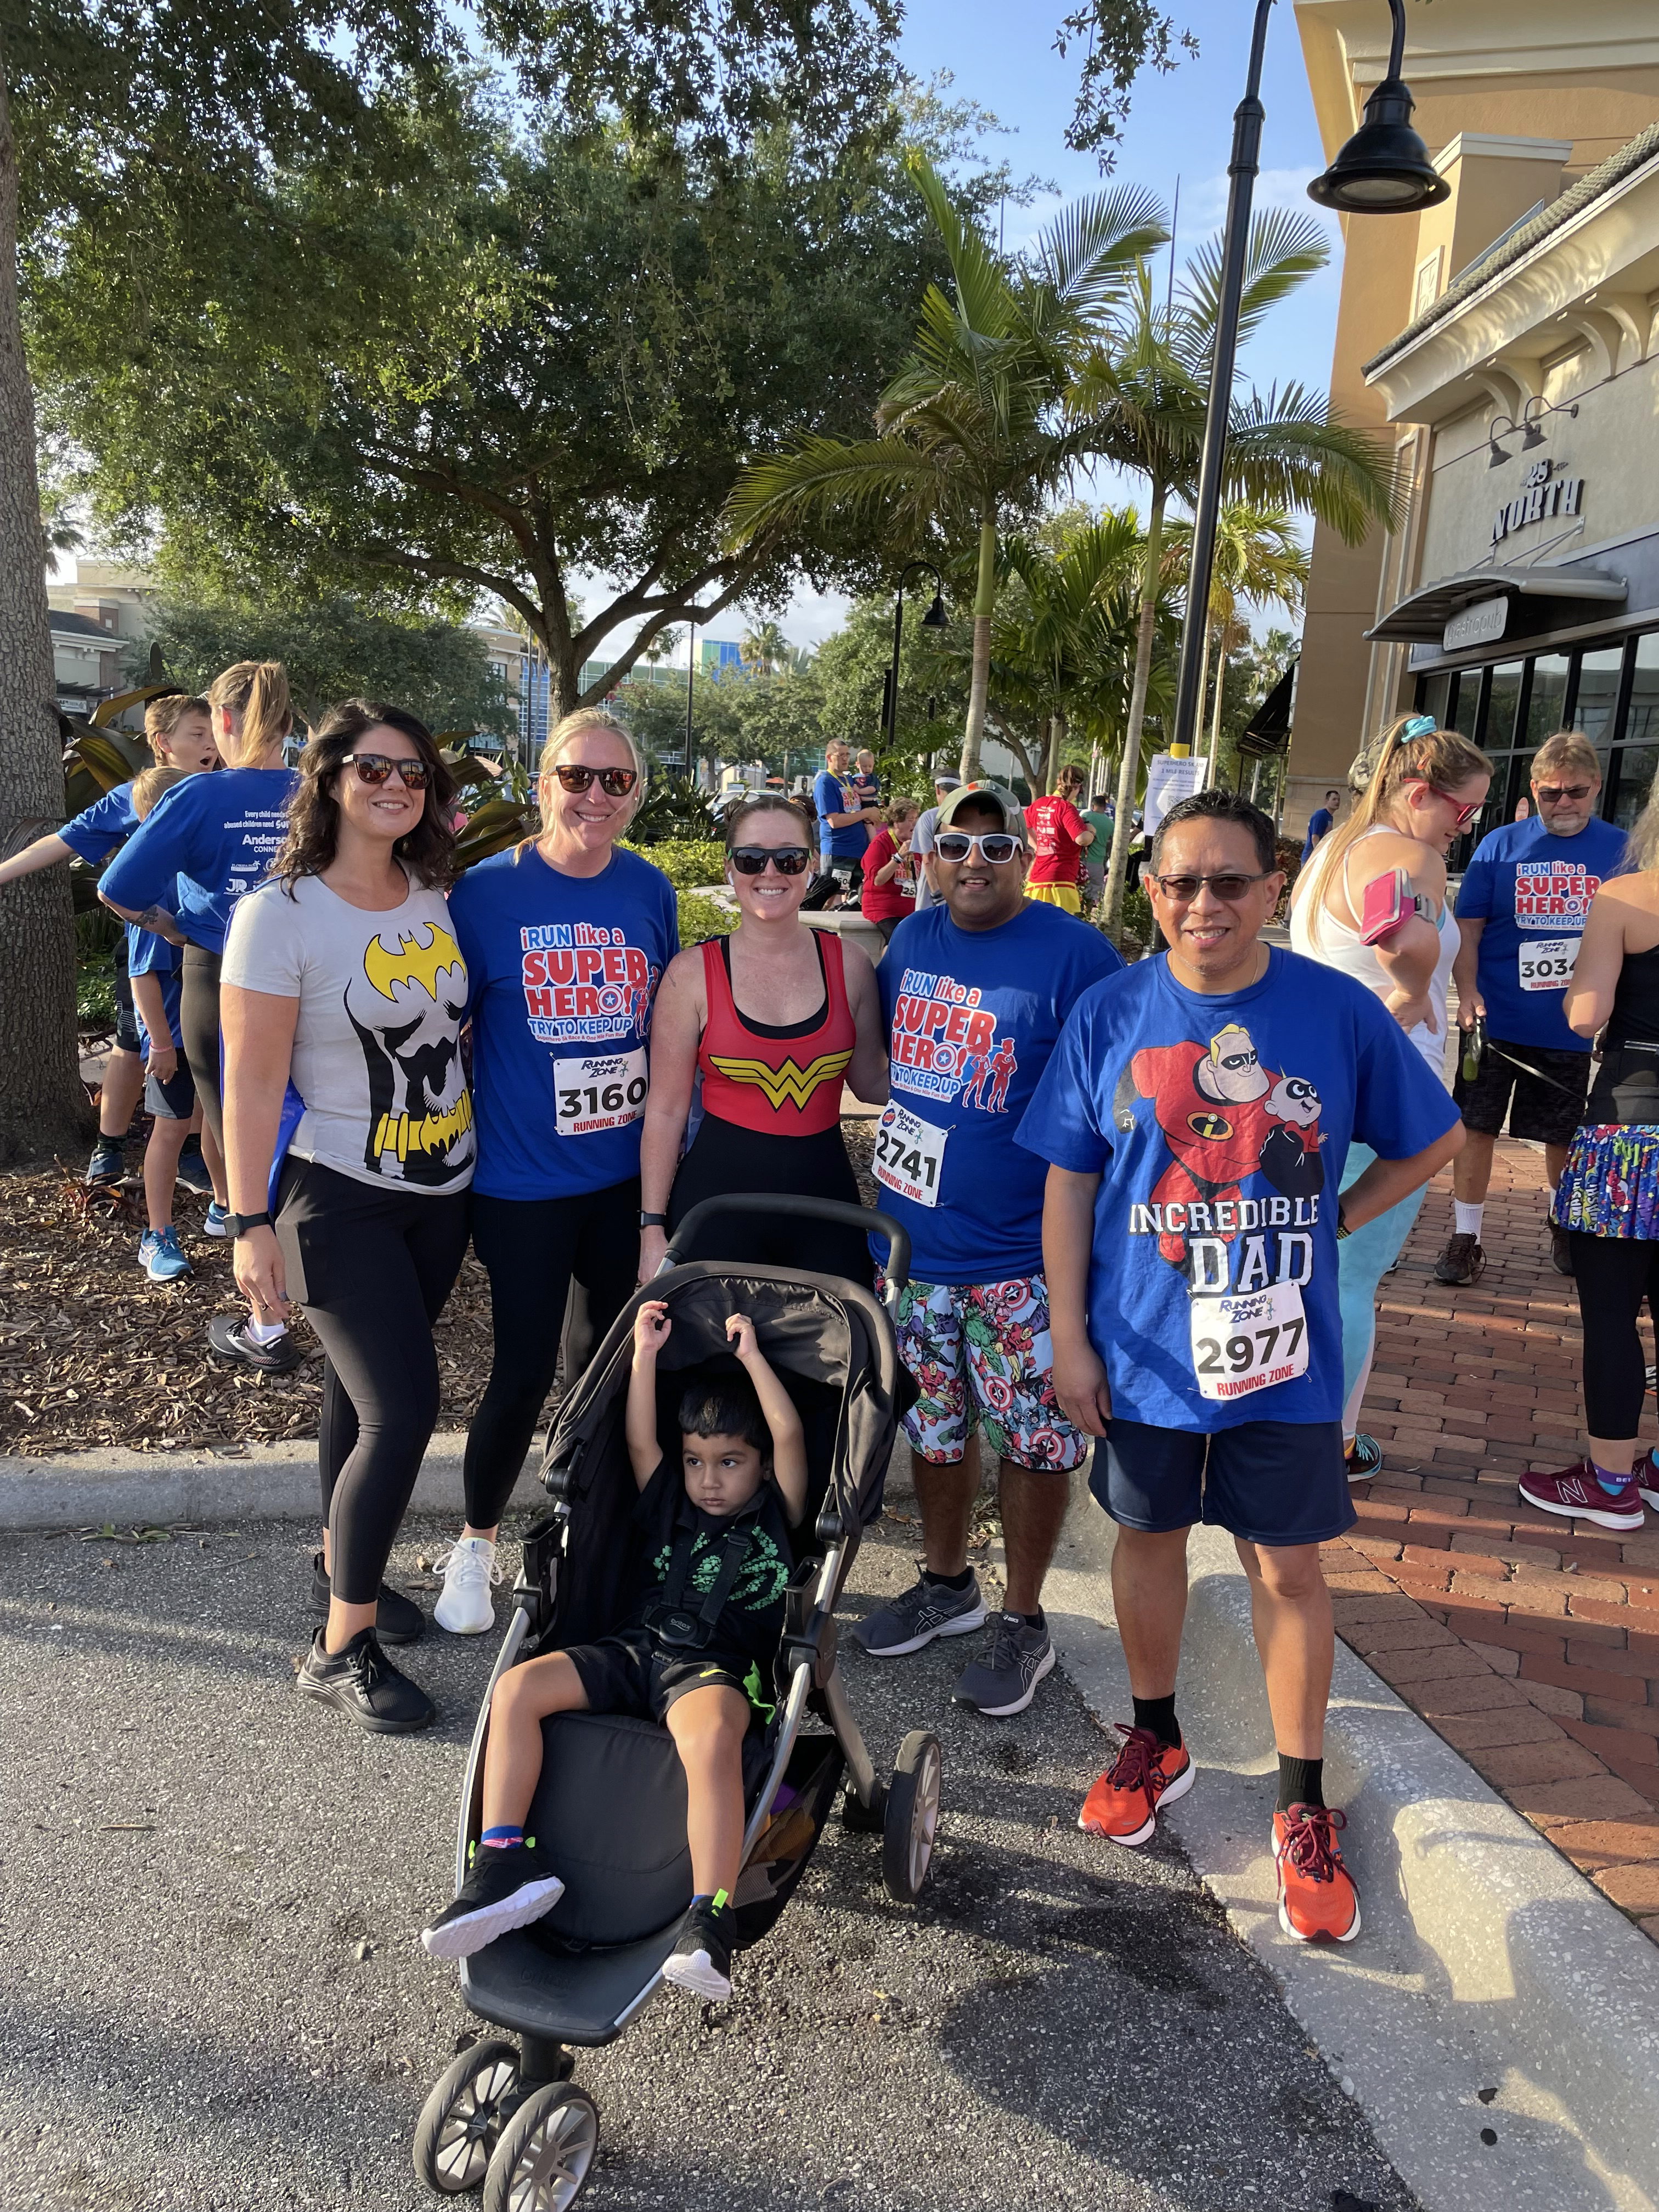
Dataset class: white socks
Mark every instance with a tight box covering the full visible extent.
[246,1317,289,1344]
[1454,1201,1484,1240]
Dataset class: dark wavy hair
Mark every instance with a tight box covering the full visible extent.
[273,699,458,893]
[723,794,814,851]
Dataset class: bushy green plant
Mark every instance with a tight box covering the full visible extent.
[1102,884,1154,959]
[630,774,717,845]
[625,838,726,891]
[678,892,736,945]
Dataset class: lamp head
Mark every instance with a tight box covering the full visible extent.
[1307,80,1449,215]
[1487,439,1511,469]
[1519,419,1547,452]
[921,591,948,631]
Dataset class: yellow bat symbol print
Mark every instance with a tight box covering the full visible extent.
[363,924,465,1003]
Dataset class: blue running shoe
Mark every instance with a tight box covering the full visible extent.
[140,1226,194,1283]
[204,1202,232,1239]
[87,1136,125,1186]
[175,1149,215,1197]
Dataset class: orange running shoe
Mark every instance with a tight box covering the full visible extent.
[1079,1723,1193,1847]
[1273,1803,1361,1943]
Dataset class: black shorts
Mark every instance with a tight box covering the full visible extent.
[1453,1036,1589,1148]
[145,1062,197,1121]
[1091,1417,1356,1547]
[567,1628,768,1725]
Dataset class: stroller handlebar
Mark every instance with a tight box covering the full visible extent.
[659,1194,911,1302]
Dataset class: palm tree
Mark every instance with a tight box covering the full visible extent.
[1071,212,1397,932]
[740,619,789,675]
[990,509,1149,789]
[725,154,1166,782]
[1168,499,1308,787]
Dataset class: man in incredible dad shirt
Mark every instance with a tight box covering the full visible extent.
[853,783,1122,1718]
[1019,788,1461,1944]
[1437,729,1626,1286]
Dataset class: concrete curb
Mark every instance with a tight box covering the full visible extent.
[1039,1469,1659,2212]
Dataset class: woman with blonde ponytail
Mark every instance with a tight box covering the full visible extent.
[1290,714,1490,1477]
[103,660,303,1372]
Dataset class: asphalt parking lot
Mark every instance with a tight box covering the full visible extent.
[0,1511,1418,2211]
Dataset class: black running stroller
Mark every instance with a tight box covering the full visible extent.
[414,1197,943,2211]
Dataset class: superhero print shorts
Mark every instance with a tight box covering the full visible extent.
[876,1269,1091,1472]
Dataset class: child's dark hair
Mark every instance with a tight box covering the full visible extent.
[677,1369,770,1458]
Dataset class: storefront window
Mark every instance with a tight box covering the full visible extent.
[1449,668,1481,742]
[1613,748,1659,832]
[1485,662,1523,750]
[1626,634,1659,748]
[1419,673,1452,729]
[1525,654,1570,746]
[1575,646,1625,747]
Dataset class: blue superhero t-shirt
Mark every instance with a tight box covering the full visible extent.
[100,767,300,955]
[813,770,868,860]
[873,901,1123,1283]
[60,782,139,865]
[1015,947,1458,1432]
[1455,816,1626,1051]
[449,843,678,1201]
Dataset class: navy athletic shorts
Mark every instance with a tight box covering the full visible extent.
[1092,1416,1355,1548]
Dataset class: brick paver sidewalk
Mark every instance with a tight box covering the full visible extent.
[1325,1140,1659,1944]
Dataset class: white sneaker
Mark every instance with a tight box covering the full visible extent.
[433,1537,502,1634]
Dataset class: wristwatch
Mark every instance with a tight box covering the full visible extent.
[224,1210,274,1239]
[638,1211,669,1231]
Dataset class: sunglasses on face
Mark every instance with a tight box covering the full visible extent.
[1149,871,1273,903]
[1405,778,1482,829]
[549,763,639,798]
[729,845,811,876]
[934,831,1020,864]
[1534,783,1594,805]
[340,753,430,789]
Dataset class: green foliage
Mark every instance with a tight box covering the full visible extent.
[74,910,120,1029]
[623,839,726,892]
[453,797,535,872]
[678,893,737,945]
[628,772,718,845]
[129,599,514,738]
[1056,4,1199,165]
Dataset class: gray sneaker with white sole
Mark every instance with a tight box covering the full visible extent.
[855,1570,988,1657]
[953,1610,1056,1717]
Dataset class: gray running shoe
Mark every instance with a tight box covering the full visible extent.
[855,1570,988,1657]
[953,1610,1056,1718]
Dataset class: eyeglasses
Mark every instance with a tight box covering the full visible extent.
[1534,783,1594,805]
[548,763,639,798]
[729,845,810,876]
[1404,778,1482,829]
[340,753,431,789]
[934,831,1021,864]
[1148,871,1273,902]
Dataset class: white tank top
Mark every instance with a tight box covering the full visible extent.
[1290,826,1459,1074]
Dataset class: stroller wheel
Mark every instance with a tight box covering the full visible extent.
[883,1729,942,1903]
[414,2039,520,2196]
[484,2082,600,2212]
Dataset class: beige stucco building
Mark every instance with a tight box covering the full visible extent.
[1288,0,1659,839]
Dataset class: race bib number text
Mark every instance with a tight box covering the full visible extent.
[552,1047,648,1137]
[1518,936,1579,993]
[874,1102,949,1207]
[1189,1279,1309,1402]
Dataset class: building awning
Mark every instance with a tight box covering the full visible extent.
[1365,566,1627,645]
[1236,662,1296,758]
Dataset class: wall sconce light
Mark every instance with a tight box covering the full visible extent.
[1488,397,1578,467]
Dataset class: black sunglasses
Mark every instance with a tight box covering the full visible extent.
[549,763,638,797]
[340,753,431,789]
[1149,871,1273,902]
[729,845,811,876]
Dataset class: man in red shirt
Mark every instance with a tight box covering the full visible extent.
[1024,764,1093,916]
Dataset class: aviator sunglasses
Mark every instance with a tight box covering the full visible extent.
[340,753,431,789]
[1149,870,1274,902]
[934,830,1020,864]
[729,845,811,876]
[549,762,639,797]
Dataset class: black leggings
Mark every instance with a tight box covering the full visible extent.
[181,946,224,1154]
[275,1158,471,1604]
[1571,1231,1659,1440]
[462,1178,642,1530]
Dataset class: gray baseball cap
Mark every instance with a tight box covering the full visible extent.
[935,782,1027,842]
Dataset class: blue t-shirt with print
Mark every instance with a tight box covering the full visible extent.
[1454,816,1627,1052]
[60,782,139,865]
[873,901,1123,1285]
[125,922,184,1051]
[449,843,678,1201]
[813,770,868,859]
[1015,947,1459,1432]
[1300,807,1334,864]
[100,767,300,955]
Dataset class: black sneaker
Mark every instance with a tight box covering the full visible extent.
[1433,1232,1486,1286]
[662,1893,735,2000]
[207,1313,306,1374]
[1549,1221,1574,1277]
[309,1551,425,1645]
[420,1842,565,1961]
[296,1627,434,1734]
[87,1136,125,1186]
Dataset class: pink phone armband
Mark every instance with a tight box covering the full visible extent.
[1359,867,1413,946]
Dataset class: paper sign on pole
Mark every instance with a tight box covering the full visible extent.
[1143,752,1202,834]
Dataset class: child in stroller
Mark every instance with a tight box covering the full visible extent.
[422,1301,806,2000]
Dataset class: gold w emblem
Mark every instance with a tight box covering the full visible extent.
[708,1049,853,1111]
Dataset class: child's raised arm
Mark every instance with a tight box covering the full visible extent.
[626,1301,672,1488]
[725,1314,808,1524]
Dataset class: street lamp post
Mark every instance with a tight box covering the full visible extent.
[884,563,948,757]
[1169,0,1447,764]
[684,617,696,780]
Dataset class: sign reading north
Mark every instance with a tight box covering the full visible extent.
[1491,456,1583,551]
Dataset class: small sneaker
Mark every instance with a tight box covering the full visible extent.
[662,1893,735,2001]
[420,1841,565,1961]
[296,1627,434,1734]
[174,1148,215,1197]
[1080,1724,1194,1847]
[434,1538,504,1635]
[855,1570,988,1657]
[1549,1220,1575,1277]
[952,1610,1056,1718]
[1519,1459,1645,1534]
[204,1202,232,1239]
[1638,1453,1659,1511]
[1274,1803,1361,1943]
[1434,1232,1486,1286]
[1345,1434,1383,1483]
[139,1225,194,1283]
[309,1551,425,1645]
[87,1136,125,1186]
[208,1312,305,1373]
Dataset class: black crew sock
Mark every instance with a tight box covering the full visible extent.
[1277,1754,1324,1814]
[1132,1694,1181,1750]
[1015,1608,1044,1632]
[924,1565,975,1592]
